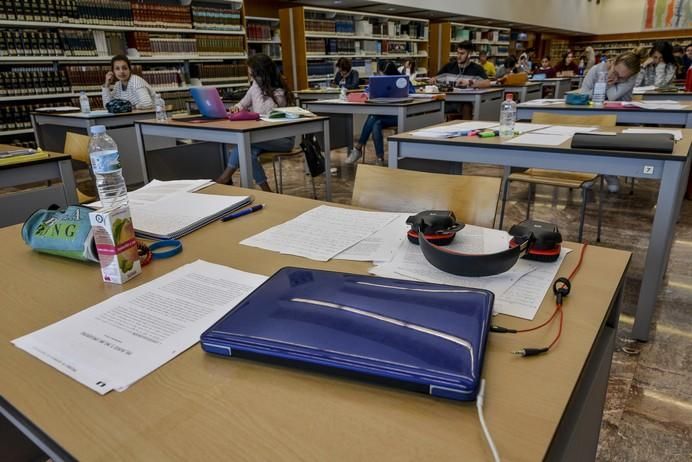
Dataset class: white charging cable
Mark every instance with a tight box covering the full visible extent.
[476,379,500,462]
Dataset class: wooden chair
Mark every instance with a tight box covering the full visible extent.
[260,147,317,198]
[499,112,616,242]
[63,132,96,204]
[352,164,501,228]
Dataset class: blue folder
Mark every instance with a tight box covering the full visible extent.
[200,267,494,401]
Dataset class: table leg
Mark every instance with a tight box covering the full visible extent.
[473,95,481,120]
[388,140,399,169]
[632,160,687,340]
[134,124,150,184]
[30,114,43,149]
[237,132,253,189]
[58,159,78,205]
[498,166,511,229]
[322,119,332,201]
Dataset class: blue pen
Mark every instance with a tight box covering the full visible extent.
[220,204,264,222]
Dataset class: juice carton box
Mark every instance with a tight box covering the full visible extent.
[89,206,141,284]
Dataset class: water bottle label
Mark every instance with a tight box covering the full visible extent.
[91,150,121,174]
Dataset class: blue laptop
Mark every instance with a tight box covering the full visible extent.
[367,75,412,103]
[200,267,494,401]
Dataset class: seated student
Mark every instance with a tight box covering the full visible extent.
[398,59,420,85]
[216,54,295,189]
[536,56,556,78]
[584,47,596,75]
[345,62,413,166]
[478,51,496,78]
[497,56,528,85]
[333,58,360,90]
[518,53,531,73]
[636,41,677,88]
[577,51,641,192]
[554,51,579,77]
[673,46,686,79]
[432,41,491,89]
[102,55,155,109]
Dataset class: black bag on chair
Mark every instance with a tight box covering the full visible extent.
[300,135,326,177]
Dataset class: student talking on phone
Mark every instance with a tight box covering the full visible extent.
[102,55,155,110]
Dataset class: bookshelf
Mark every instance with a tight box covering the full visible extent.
[279,6,429,90]
[573,33,692,60]
[0,0,252,145]
[246,16,281,61]
[429,22,510,75]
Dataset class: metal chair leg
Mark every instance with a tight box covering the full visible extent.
[499,177,510,229]
[578,187,588,243]
[271,158,279,192]
[597,176,604,242]
[278,156,284,194]
[526,183,535,220]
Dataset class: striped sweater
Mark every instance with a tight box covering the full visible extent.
[102,74,155,109]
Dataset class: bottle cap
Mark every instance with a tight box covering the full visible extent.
[505,93,513,101]
[90,125,106,135]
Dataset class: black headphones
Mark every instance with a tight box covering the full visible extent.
[406,211,562,277]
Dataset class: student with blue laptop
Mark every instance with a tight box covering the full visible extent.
[215,54,295,189]
[345,61,414,166]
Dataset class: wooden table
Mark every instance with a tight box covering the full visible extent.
[304,98,445,152]
[532,78,572,99]
[388,123,692,341]
[516,101,692,127]
[296,89,358,150]
[0,145,77,227]
[443,88,504,120]
[0,185,629,461]
[499,82,542,103]
[637,90,692,101]
[30,110,172,186]
[134,116,332,199]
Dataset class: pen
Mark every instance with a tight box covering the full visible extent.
[220,204,265,222]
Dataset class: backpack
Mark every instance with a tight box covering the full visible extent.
[300,135,326,177]
[106,99,133,114]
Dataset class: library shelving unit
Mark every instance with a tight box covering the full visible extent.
[429,22,510,74]
[0,0,252,146]
[279,6,429,90]
[573,32,692,59]
[246,16,281,62]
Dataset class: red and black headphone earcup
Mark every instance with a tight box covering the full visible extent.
[407,230,456,246]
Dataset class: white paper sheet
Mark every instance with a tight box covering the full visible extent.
[533,126,598,136]
[622,128,683,141]
[411,121,499,138]
[334,213,410,262]
[12,260,267,394]
[520,99,564,106]
[506,133,572,146]
[88,179,214,208]
[241,205,400,261]
[628,101,685,110]
[510,123,551,134]
[633,85,657,93]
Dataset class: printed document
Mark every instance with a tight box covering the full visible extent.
[240,205,399,261]
[506,133,572,146]
[13,260,267,395]
[334,213,410,262]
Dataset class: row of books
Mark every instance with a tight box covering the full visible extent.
[196,35,245,55]
[191,5,242,31]
[59,30,99,56]
[0,68,71,96]
[306,38,421,56]
[148,38,198,56]
[140,69,182,88]
[193,63,247,80]
[65,64,142,90]
[131,1,192,29]
[307,61,335,80]
[246,23,274,41]
[452,28,510,44]
[0,30,63,57]
[248,44,281,60]
[0,102,62,132]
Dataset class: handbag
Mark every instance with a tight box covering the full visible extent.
[21,205,98,262]
[300,135,326,177]
[106,99,133,114]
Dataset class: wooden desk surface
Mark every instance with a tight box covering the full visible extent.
[306,98,439,107]
[518,101,692,112]
[0,186,631,461]
[495,82,543,88]
[391,122,692,161]
[32,109,156,119]
[136,115,329,132]
[0,144,69,170]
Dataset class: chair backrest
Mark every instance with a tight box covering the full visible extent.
[352,165,502,228]
[531,112,617,126]
[63,132,91,165]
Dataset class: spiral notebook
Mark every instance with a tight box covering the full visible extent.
[201,267,494,401]
[130,192,251,240]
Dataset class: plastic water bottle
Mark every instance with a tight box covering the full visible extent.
[79,91,90,113]
[89,125,128,208]
[154,93,167,122]
[592,71,607,106]
[499,93,517,139]
[339,82,347,101]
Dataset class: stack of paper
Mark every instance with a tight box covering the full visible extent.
[520,99,564,106]
[240,205,400,261]
[88,178,214,209]
[13,260,268,394]
[411,121,499,138]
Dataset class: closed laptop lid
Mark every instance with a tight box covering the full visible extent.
[201,267,494,400]
[190,86,228,119]
[368,75,410,99]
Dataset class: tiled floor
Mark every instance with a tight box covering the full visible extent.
[250,146,692,462]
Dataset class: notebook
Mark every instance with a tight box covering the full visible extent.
[201,267,494,401]
[129,192,251,240]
